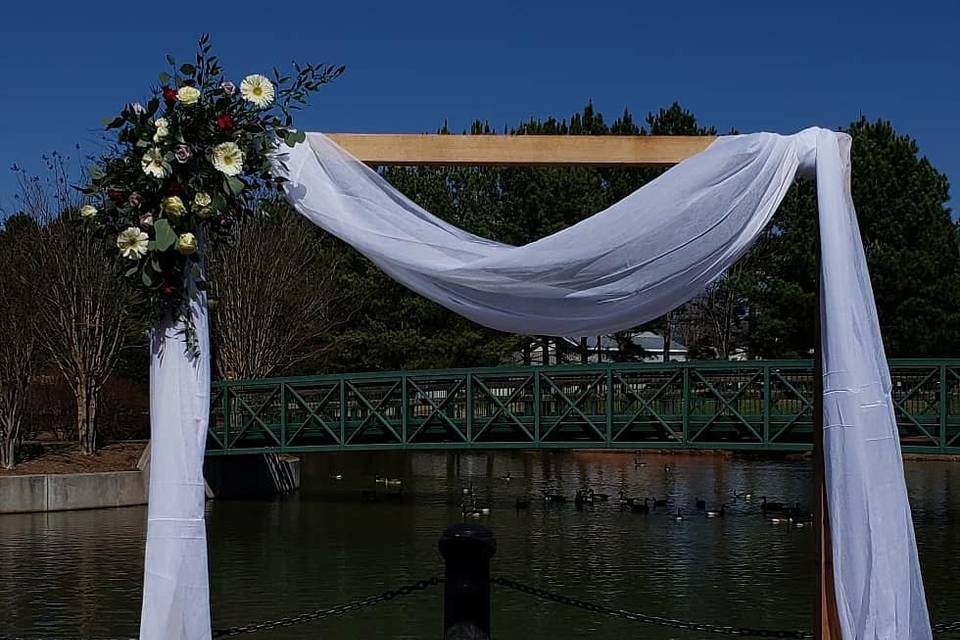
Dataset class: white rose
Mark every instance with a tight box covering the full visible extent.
[177,86,201,105]
[176,232,198,255]
[193,192,212,208]
[162,196,188,217]
[80,205,97,219]
[153,118,169,142]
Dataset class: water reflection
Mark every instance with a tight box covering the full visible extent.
[0,452,957,639]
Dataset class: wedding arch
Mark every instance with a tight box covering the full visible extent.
[144,128,931,640]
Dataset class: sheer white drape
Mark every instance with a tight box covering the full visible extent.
[141,284,211,640]
[278,128,931,639]
[140,127,931,640]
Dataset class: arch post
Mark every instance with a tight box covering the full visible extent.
[814,248,842,639]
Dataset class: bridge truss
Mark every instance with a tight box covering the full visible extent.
[207,359,960,456]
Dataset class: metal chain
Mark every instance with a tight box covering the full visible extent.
[199,572,959,639]
[933,620,960,635]
[211,576,441,638]
[491,577,814,638]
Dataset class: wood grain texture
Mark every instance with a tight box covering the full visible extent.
[325,133,716,167]
[814,276,843,640]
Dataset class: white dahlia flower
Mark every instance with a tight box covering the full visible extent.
[117,227,149,260]
[141,147,172,179]
[240,74,274,108]
[210,142,243,176]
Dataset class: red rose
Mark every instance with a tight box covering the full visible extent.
[162,285,176,296]
[162,86,177,102]
[106,188,125,202]
[216,114,234,130]
[165,181,183,196]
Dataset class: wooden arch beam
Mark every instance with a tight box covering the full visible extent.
[325,133,716,167]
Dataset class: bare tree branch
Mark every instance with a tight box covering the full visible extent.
[209,206,347,380]
[15,157,140,455]
[0,215,42,468]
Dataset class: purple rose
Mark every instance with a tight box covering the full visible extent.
[174,144,192,164]
[139,212,154,227]
[221,81,236,96]
[128,192,143,208]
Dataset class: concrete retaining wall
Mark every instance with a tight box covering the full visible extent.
[0,445,296,513]
[0,444,151,514]
[0,469,147,514]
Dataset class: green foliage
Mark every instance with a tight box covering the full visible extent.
[744,117,959,357]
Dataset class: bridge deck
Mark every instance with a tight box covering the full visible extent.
[206,359,960,456]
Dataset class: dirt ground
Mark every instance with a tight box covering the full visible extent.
[0,441,147,476]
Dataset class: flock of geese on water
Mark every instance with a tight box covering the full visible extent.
[333,459,815,527]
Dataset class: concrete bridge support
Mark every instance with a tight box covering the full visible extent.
[203,453,300,499]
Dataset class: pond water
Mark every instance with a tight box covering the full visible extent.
[1,451,958,639]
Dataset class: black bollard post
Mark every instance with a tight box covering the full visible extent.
[438,523,496,640]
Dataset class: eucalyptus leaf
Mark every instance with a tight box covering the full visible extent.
[225,176,245,195]
[180,64,196,76]
[141,270,154,287]
[153,219,177,251]
[158,72,171,84]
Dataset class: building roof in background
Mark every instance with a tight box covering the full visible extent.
[566,331,686,353]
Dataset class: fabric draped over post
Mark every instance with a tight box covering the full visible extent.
[141,284,211,640]
[140,127,931,639]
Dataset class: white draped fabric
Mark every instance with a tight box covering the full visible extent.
[141,283,211,640]
[140,126,931,640]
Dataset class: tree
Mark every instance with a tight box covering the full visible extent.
[744,117,960,357]
[16,157,139,454]
[208,206,348,379]
[0,214,42,468]
[683,262,751,359]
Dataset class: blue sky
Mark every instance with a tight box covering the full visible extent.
[1,1,957,214]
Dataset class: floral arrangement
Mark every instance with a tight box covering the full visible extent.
[79,34,343,349]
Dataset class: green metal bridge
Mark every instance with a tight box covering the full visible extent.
[207,359,960,456]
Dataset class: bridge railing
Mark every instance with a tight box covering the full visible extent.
[206,358,960,455]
